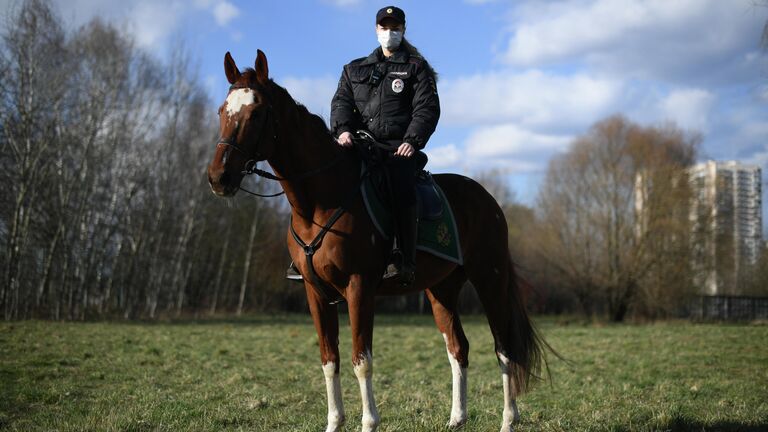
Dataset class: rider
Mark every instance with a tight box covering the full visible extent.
[286,5,440,285]
[331,5,441,285]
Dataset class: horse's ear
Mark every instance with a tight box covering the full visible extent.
[224,51,240,84]
[255,49,269,84]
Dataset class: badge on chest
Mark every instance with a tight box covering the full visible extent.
[391,78,404,94]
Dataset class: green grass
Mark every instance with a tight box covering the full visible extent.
[1,315,766,431]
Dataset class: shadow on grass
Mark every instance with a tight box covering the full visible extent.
[102,313,441,327]
[611,421,768,432]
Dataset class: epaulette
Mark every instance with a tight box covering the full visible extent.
[348,56,368,66]
[408,54,424,65]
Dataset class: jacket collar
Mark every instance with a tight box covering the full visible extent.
[360,46,409,65]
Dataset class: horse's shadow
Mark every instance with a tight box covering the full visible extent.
[607,420,767,432]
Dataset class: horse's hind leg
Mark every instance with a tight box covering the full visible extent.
[467,257,539,432]
[426,269,469,428]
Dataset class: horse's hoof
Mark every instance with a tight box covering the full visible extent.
[325,414,345,432]
[447,417,467,429]
[361,415,380,432]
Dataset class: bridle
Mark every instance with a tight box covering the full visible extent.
[215,85,345,198]
[215,85,283,197]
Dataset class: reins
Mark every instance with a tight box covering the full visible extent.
[220,91,394,303]
[238,152,347,197]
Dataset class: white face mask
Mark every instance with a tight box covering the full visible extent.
[377,29,403,51]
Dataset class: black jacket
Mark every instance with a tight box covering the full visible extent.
[330,47,440,150]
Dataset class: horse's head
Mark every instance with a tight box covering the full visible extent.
[207,50,276,196]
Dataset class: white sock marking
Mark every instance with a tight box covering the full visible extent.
[322,362,345,432]
[442,334,467,427]
[497,352,520,431]
[353,351,380,432]
[225,88,255,117]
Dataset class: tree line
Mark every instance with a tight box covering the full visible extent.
[1,0,765,321]
[0,0,304,320]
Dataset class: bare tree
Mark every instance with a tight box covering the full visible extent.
[536,116,699,321]
[0,0,352,320]
[0,0,68,319]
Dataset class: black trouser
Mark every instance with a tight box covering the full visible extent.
[385,155,417,209]
[385,154,418,279]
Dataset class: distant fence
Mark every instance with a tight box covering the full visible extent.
[690,295,768,321]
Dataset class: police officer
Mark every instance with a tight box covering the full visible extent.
[332,5,440,285]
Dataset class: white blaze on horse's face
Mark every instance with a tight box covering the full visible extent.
[225,88,255,118]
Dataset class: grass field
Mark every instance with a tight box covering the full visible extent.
[1,315,766,431]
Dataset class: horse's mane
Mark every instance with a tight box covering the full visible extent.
[240,68,332,138]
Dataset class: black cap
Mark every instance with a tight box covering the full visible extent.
[376,6,405,25]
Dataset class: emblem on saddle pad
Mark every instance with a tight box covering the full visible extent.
[392,78,404,94]
[436,222,451,247]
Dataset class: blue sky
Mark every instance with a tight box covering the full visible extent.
[29,0,768,217]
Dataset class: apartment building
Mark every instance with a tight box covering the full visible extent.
[689,161,763,295]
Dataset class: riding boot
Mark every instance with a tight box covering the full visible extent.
[384,203,418,286]
[397,203,418,286]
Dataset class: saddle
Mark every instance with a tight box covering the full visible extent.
[354,131,443,221]
[415,171,443,220]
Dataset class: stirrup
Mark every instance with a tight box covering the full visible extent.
[383,249,403,279]
[383,262,415,287]
[285,262,303,281]
[383,263,399,279]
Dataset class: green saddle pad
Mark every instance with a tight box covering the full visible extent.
[361,172,463,265]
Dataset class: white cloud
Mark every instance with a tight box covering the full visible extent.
[48,0,241,48]
[440,70,622,130]
[745,150,768,169]
[213,1,239,26]
[759,85,768,102]
[279,76,338,123]
[659,89,715,133]
[465,124,571,160]
[127,1,184,47]
[502,0,766,83]
[425,123,573,176]
[425,144,462,168]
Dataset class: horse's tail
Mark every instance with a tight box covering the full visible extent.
[504,260,548,394]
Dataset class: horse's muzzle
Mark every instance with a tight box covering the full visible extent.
[208,166,238,197]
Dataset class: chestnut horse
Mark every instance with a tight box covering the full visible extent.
[207,50,544,432]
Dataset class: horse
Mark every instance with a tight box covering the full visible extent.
[207,50,545,432]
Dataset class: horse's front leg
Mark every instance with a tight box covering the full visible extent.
[347,276,380,432]
[306,287,345,432]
